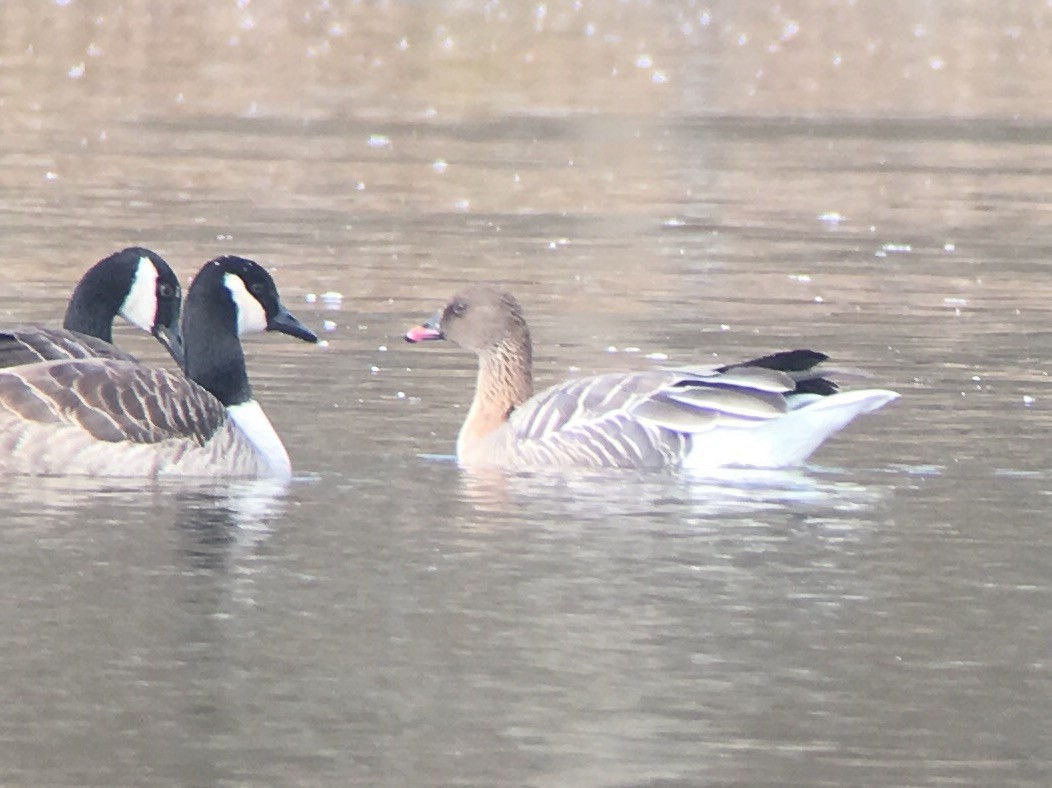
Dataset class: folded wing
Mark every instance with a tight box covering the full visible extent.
[0,327,139,369]
[0,358,226,445]
[505,363,802,468]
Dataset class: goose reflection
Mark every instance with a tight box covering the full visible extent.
[2,474,289,572]
[456,464,893,522]
[171,478,291,568]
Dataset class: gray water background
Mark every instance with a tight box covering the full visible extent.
[1,2,1051,785]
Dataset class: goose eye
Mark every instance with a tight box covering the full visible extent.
[250,282,265,296]
[157,283,175,298]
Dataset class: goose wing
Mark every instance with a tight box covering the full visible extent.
[506,371,688,466]
[717,348,839,396]
[505,365,798,467]
[0,327,139,369]
[0,358,226,445]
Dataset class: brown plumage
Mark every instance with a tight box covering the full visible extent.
[0,328,139,368]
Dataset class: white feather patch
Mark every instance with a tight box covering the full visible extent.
[683,389,900,470]
[223,272,268,336]
[227,400,292,479]
[119,255,159,331]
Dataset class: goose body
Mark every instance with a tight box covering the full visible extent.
[0,359,276,476]
[406,284,898,471]
[0,247,184,369]
[0,256,316,479]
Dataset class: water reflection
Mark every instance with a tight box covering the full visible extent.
[172,479,291,538]
[170,479,291,569]
[458,463,892,521]
[0,475,299,783]
[3,474,289,570]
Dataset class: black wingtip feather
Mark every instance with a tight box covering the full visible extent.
[793,377,840,396]
[719,349,839,397]
[726,349,830,373]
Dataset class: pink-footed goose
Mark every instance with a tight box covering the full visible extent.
[405,283,899,471]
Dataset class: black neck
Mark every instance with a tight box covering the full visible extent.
[63,274,123,342]
[182,290,252,407]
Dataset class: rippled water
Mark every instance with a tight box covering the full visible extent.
[2,1,1052,785]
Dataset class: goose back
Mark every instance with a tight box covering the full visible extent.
[0,328,139,369]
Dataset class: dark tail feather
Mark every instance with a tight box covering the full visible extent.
[720,349,839,396]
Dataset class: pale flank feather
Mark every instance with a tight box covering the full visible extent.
[679,388,900,470]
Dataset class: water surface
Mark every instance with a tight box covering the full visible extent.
[2,1,1052,785]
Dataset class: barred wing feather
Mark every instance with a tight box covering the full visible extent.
[504,367,801,468]
[0,327,138,369]
[0,358,226,445]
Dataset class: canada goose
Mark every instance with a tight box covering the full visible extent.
[405,283,899,470]
[0,256,317,478]
[0,247,184,369]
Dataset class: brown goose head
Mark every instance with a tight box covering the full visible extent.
[405,283,529,354]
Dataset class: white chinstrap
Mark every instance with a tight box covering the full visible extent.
[223,272,268,336]
[119,255,159,331]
